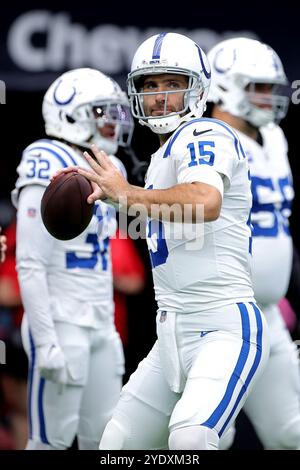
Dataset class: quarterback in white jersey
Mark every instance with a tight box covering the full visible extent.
[12,68,134,450]
[208,37,300,449]
[64,33,270,450]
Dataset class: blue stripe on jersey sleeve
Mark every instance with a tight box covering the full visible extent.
[163,117,244,160]
[24,146,69,168]
[38,139,78,165]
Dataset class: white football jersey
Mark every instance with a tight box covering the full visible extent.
[13,138,126,328]
[236,124,294,306]
[145,117,254,314]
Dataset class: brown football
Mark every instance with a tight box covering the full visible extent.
[41,171,94,240]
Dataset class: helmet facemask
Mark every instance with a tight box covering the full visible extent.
[43,68,134,155]
[243,82,290,127]
[65,100,134,154]
[128,68,207,134]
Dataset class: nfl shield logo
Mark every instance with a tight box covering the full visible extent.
[159,311,167,323]
[27,208,37,217]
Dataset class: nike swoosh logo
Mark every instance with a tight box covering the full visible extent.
[200,329,218,337]
[193,128,212,137]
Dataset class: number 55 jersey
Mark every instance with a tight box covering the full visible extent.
[236,123,294,307]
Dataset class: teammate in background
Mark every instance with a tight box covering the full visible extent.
[0,227,7,263]
[59,33,270,450]
[12,68,134,450]
[207,37,300,449]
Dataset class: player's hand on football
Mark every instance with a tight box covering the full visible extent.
[79,144,131,204]
[0,228,7,263]
[37,342,68,384]
[50,166,78,181]
[50,166,107,203]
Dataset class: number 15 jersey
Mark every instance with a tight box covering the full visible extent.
[145,117,254,315]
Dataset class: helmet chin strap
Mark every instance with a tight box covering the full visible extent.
[141,106,200,135]
[143,103,204,135]
[143,114,182,134]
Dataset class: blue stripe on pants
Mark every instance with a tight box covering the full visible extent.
[28,330,49,444]
[28,331,35,439]
[201,303,251,431]
[219,303,263,436]
[38,378,49,444]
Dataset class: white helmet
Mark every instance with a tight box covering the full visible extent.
[207,37,289,127]
[42,68,134,154]
[127,32,211,134]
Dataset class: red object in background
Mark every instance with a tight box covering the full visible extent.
[0,223,146,345]
[0,220,23,328]
[110,230,145,347]
[278,297,297,332]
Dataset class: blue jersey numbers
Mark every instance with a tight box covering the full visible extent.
[26,158,50,179]
[66,205,110,270]
[148,219,169,268]
[66,235,109,270]
[251,175,293,237]
[187,141,215,167]
[146,184,169,268]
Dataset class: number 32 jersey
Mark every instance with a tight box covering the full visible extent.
[236,124,294,306]
[12,138,126,328]
[145,118,254,314]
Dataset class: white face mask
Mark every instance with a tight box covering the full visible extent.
[244,83,290,127]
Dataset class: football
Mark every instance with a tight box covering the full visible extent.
[41,171,94,240]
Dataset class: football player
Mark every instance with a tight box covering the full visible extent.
[12,68,133,450]
[207,37,300,449]
[63,33,270,450]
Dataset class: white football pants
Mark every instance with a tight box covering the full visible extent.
[22,315,124,449]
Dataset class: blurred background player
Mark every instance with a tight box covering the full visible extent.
[207,37,300,449]
[0,213,145,450]
[69,32,270,450]
[11,68,134,450]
